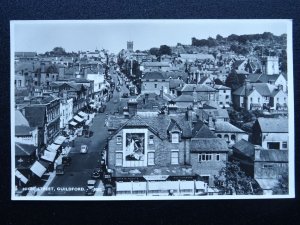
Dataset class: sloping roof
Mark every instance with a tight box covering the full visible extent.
[255,150,288,162]
[142,71,166,80]
[190,138,228,152]
[203,100,220,109]
[233,83,276,97]
[199,76,212,84]
[180,84,216,92]
[232,139,255,158]
[193,124,216,138]
[124,115,150,127]
[142,62,170,67]
[24,106,46,127]
[257,118,288,133]
[15,110,29,126]
[232,60,246,69]
[174,95,194,102]
[15,125,34,136]
[215,121,245,133]
[169,79,184,89]
[15,143,36,156]
[180,53,214,61]
[213,85,231,90]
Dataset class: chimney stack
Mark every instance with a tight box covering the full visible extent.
[127,99,138,116]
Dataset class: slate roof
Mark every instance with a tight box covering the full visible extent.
[169,79,184,89]
[213,84,231,90]
[214,121,245,133]
[180,53,214,61]
[255,150,288,162]
[257,118,288,133]
[180,84,216,92]
[193,123,216,138]
[15,110,29,126]
[203,101,220,109]
[248,74,284,83]
[142,71,167,80]
[15,143,36,156]
[232,139,255,158]
[232,60,246,69]
[190,138,228,152]
[233,83,276,97]
[24,106,46,127]
[15,125,34,136]
[174,95,194,102]
[199,76,212,84]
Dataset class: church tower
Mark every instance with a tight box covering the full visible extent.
[261,56,279,75]
[127,41,133,52]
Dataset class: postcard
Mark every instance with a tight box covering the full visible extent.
[11,19,294,200]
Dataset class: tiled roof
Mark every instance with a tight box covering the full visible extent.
[190,138,228,152]
[213,84,231,90]
[215,121,245,133]
[142,71,166,80]
[180,84,216,92]
[233,83,276,97]
[15,125,34,136]
[232,139,255,158]
[203,100,220,109]
[174,95,194,102]
[199,76,212,84]
[193,123,216,138]
[15,110,29,126]
[169,79,184,89]
[232,60,245,68]
[15,142,36,156]
[257,118,288,133]
[24,106,46,127]
[123,115,150,127]
[255,150,288,162]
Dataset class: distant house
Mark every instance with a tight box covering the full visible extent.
[231,59,251,72]
[214,121,248,145]
[178,84,217,102]
[141,71,170,95]
[179,53,215,63]
[213,84,232,108]
[247,73,287,93]
[140,61,171,72]
[198,76,214,86]
[232,80,287,111]
[252,118,288,150]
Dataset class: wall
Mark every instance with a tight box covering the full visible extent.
[254,161,288,179]
[190,152,227,186]
[262,132,288,150]
[141,80,169,95]
[217,89,231,106]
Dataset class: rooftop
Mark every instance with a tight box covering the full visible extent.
[190,138,228,152]
[257,118,288,133]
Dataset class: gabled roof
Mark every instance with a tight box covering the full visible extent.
[215,121,245,133]
[169,79,185,89]
[193,123,216,138]
[213,84,231,90]
[232,139,255,158]
[257,118,288,133]
[142,71,167,80]
[123,115,150,128]
[255,150,288,162]
[180,84,216,92]
[232,60,246,69]
[24,106,46,127]
[167,119,181,132]
[174,95,194,102]
[199,76,213,84]
[233,83,276,97]
[15,110,29,126]
[190,138,228,152]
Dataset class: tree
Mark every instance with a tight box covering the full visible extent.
[225,69,245,91]
[272,172,289,195]
[158,45,171,56]
[216,34,224,42]
[51,47,66,56]
[149,47,159,56]
[214,161,262,195]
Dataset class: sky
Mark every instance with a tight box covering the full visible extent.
[11,20,290,54]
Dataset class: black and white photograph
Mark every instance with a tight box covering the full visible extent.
[10,19,294,200]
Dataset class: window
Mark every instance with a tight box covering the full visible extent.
[225,95,229,99]
[154,84,157,88]
[223,90,226,93]
[282,142,288,149]
[267,142,280,150]
[277,97,279,102]
[215,154,220,161]
[258,97,260,103]
[198,154,213,162]
[171,151,179,165]
[17,80,22,87]
[116,153,123,166]
[149,135,154,144]
[117,136,122,144]
[219,102,223,105]
[264,96,269,100]
[46,73,49,78]
[250,97,253,102]
[171,133,179,143]
[148,152,155,165]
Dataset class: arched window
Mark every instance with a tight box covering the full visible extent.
[217,134,222,138]
[231,135,236,142]
[224,134,229,142]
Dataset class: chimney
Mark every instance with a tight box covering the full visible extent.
[251,85,255,91]
[168,101,178,115]
[208,115,215,131]
[127,99,138,116]
[254,145,261,161]
[160,88,163,98]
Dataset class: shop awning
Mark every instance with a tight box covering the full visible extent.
[55,155,63,165]
[195,181,206,190]
[70,121,78,126]
[41,150,56,162]
[15,169,28,184]
[54,136,67,145]
[47,143,60,153]
[78,111,88,118]
[30,161,47,178]
[116,182,132,192]
[74,115,84,122]
[148,181,164,191]
[164,181,179,190]
[132,182,147,191]
[179,181,194,190]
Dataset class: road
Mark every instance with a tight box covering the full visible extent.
[42,67,129,196]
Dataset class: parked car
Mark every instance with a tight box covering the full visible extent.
[80,145,88,154]
[85,180,96,196]
[56,165,64,175]
[62,156,72,166]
